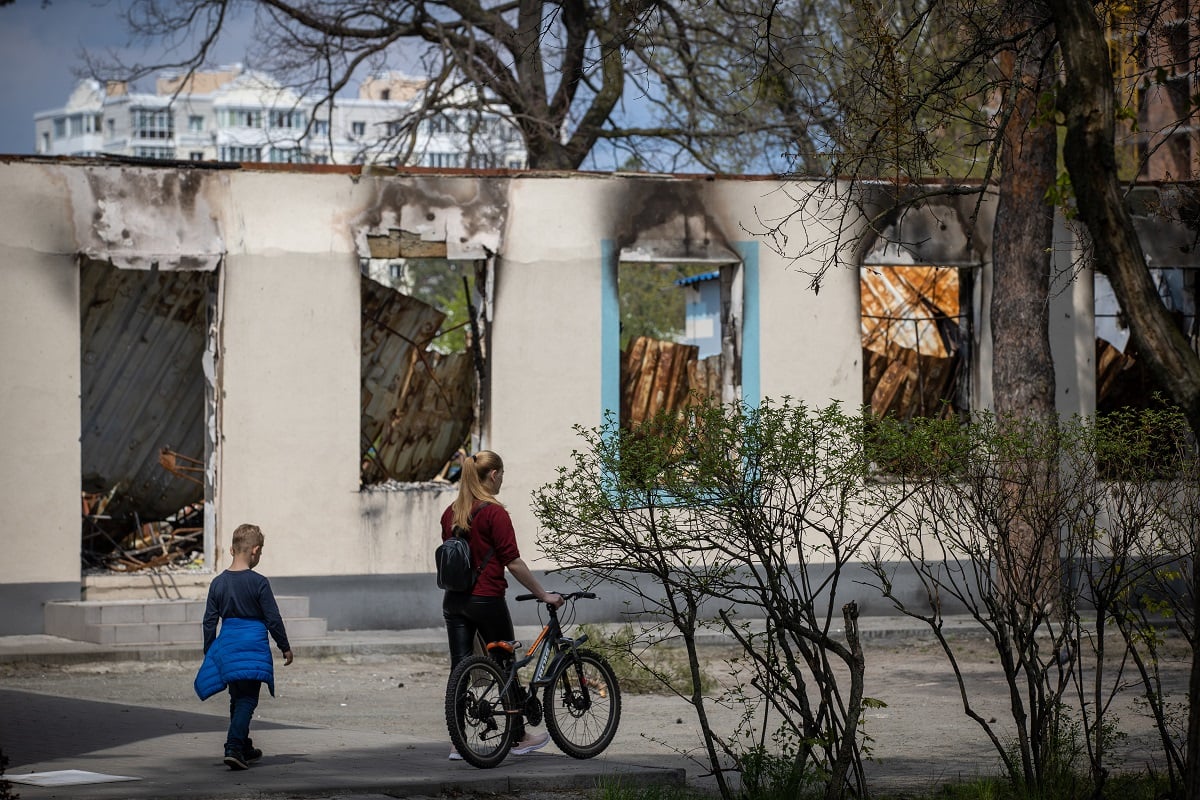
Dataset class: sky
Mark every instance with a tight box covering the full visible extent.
[0,0,253,155]
[0,0,676,171]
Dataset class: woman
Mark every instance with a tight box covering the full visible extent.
[441,449,563,759]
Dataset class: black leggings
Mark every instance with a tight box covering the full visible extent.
[443,592,528,737]
[442,592,515,668]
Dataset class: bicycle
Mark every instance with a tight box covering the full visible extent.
[444,590,622,768]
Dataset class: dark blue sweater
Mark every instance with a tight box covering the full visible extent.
[201,568,291,654]
[194,569,292,701]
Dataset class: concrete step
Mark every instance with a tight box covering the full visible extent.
[44,597,326,645]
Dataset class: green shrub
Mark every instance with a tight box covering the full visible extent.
[735,744,823,800]
[592,777,713,800]
[578,623,717,695]
[0,748,18,800]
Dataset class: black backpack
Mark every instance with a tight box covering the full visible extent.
[435,503,493,592]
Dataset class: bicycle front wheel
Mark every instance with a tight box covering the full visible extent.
[543,648,622,758]
[445,654,517,768]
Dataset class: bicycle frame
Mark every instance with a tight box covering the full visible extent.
[488,598,590,698]
[449,590,620,767]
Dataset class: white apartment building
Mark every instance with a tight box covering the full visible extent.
[34,65,527,169]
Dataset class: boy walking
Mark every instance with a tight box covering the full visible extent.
[194,523,293,770]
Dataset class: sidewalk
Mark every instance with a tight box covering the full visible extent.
[1,625,691,800]
[0,617,981,799]
[0,615,974,666]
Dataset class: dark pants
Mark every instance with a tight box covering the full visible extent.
[443,592,528,737]
[225,679,261,755]
[442,592,516,666]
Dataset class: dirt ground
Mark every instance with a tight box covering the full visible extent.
[1,632,1190,796]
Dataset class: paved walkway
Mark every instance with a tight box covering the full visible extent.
[1,626,692,800]
[0,617,983,799]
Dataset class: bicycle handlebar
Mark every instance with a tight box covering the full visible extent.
[514,591,597,602]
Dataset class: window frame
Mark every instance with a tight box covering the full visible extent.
[601,240,759,421]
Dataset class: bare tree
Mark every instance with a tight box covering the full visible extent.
[1045,0,1200,791]
[99,0,943,175]
[614,0,846,175]
[533,400,905,800]
[100,0,842,171]
[740,0,1198,792]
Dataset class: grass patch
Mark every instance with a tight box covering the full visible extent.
[577,623,718,695]
[592,778,713,800]
[881,771,1174,800]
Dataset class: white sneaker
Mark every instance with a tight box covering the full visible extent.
[511,731,550,755]
[448,745,463,761]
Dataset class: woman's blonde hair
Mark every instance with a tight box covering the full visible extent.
[451,450,505,529]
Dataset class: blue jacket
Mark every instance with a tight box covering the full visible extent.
[194,617,276,700]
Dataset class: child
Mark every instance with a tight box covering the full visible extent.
[194,523,294,770]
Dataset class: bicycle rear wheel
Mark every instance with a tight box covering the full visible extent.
[445,654,517,768]
[543,648,622,758]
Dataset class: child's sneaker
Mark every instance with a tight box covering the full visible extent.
[223,750,249,770]
[448,745,463,761]
[511,731,550,755]
[243,739,263,761]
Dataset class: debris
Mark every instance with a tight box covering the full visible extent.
[360,275,475,484]
[861,265,964,420]
[158,448,203,486]
[82,498,203,572]
[621,336,722,428]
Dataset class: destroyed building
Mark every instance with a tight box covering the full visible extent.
[0,159,1196,635]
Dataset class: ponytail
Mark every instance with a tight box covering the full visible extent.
[451,450,505,529]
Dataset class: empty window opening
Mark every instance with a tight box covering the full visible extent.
[618,261,742,430]
[861,264,971,422]
[80,258,216,573]
[360,248,490,486]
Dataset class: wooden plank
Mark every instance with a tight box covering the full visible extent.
[370,351,474,482]
[366,230,450,259]
[622,337,721,425]
[1096,339,1133,406]
[360,275,475,483]
[652,341,678,418]
[871,350,915,417]
[630,339,661,426]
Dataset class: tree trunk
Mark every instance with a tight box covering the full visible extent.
[991,18,1058,421]
[1047,0,1200,435]
[1047,0,1200,792]
[991,4,1061,630]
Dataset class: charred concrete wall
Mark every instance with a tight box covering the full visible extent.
[0,159,1122,633]
[0,230,81,630]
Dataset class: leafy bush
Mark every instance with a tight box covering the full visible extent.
[0,748,18,800]
[592,778,712,800]
[578,623,718,695]
[535,398,886,800]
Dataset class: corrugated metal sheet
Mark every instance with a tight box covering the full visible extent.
[620,336,722,428]
[675,271,720,287]
[860,265,959,358]
[361,275,475,482]
[860,265,962,419]
[80,260,212,520]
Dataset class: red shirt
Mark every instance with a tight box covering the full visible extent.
[440,502,520,597]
